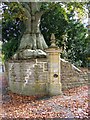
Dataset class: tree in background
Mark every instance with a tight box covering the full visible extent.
[2,2,25,60]
[40,2,89,67]
[2,2,89,67]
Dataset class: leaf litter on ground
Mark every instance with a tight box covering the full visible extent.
[2,85,89,119]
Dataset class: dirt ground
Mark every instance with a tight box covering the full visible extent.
[0,68,90,119]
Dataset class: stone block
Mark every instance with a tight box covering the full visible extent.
[48,83,62,96]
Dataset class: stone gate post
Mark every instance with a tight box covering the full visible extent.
[46,34,62,96]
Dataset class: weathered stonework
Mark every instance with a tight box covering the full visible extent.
[45,34,62,96]
[8,58,48,95]
[61,59,88,90]
[8,58,88,96]
[46,48,62,96]
[7,33,88,96]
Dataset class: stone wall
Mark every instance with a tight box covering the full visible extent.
[8,58,88,96]
[8,58,48,96]
[61,59,88,90]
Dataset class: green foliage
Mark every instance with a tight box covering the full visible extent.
[2,38,19,60]
[40,3,89,67]
[65,20,88,67]
[2,2,25,60]
[40,3,68,46]
[2,2,89,67]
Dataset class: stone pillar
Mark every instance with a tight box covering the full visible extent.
[46,34,62,96]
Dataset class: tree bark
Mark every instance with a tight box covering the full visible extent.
[14,2,48,59]
[18,2,48,51]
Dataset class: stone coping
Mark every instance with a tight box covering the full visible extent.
[8,58,48,62]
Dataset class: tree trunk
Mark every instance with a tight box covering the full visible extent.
[14,2,48,59]
[19,3,48,50]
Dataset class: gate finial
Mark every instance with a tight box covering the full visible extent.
[50,33,57,48]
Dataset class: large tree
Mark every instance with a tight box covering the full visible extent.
[2,2,89,66]
[2,2,48,59]
[18,2,48,50]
